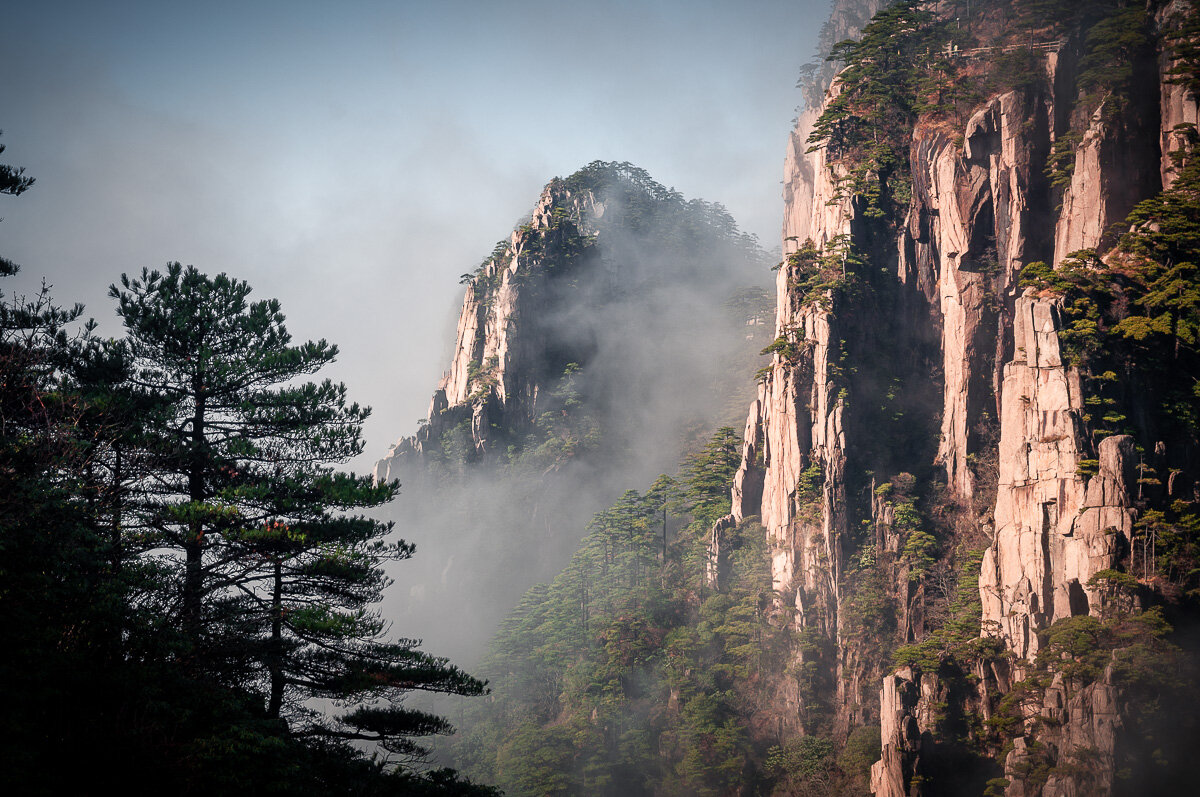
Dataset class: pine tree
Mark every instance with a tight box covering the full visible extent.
[110,263,486,754]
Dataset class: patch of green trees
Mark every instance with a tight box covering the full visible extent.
[0,139,492,794]
[449,428,807,795]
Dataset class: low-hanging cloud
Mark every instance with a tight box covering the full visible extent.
[376,167,775,666]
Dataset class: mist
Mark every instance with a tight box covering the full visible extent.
[2,0,833,671]
[1,1,832,485]
[377,167,776,665]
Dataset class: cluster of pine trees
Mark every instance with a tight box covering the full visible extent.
[443,429,878,796]
[0,138,493,795]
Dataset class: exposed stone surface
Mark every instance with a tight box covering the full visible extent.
[1004,667,1121,797]
[902,88,1048,497]
[732,132,852,633]
[706,514,738,591]
[732,13,1180,794]
[870,667,924,797]
[1157,0,1200,188]
[1053,55,1162,267]
[375,182,595,483]
[1053,106,1115,266]
[980,294,1135,661]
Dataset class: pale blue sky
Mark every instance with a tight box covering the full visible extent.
[1,0,831,469]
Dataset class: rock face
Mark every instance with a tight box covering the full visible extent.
[374,181,599,483]
[727,5,889,735]
[979,298,1136,662]
[1156,0,1199,188]
[731,3,1199,794]
[731,98,853,729]
[870,667,929,797]
[903,89,1050,499]
[372,162,773,666]
[376,163,769,488]
[1004,666,1122,797]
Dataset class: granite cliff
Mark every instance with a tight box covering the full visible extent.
[723,1,1200,794]
[376,162,768,486]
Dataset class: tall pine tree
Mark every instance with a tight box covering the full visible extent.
[111,263,486,754]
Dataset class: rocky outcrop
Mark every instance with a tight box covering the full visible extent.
[706,514,738,591]
[1003,665,1121,797]
[731,3,1195,793]
[870,667,926,797]
[376,162,770,488]
[732,118,852,637]
[784,0,888,250]
[783,107,855,252]
[980,295,1135,662]
[1051,97,1159,267]
[902,88,1050,498]
[1157,0,1200,188]
[374,181,591,483]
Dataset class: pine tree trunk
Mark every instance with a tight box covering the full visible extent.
[183,379,206,643]
[183,540,203,642]
[268,558,284,720]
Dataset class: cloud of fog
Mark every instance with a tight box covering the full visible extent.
[1,0,829,669]
[377,171,775,666]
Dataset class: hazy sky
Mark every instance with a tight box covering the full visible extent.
[1,0,830,471]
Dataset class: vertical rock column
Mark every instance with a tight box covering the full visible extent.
[979,294,1135,662]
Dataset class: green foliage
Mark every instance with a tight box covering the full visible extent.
[1165,3,1200,98]
[0,254,491,792]
[795,462,825,525]
[780,237,864,311]
[1013,0,1154,114]
[453,429,795,794]
[1075,4,1151,115]
[873,472,940,584]
[1036,604,1181,690]
[839,725,882,780]
[986,48,1047,96]
[807,1,953,219]
[516,362,603,472]
[1038,614,1111,681]
[765,736,836,792]
[0,131,34,200]
[893,549,992,671]
[1013,33,1200,441]
[902,529,938,583]
[1130,503,1200,594]
[1045,131,1083,200]
[495,722,577,796]
[842,554,895,658]
[999,582,1194,788]
[561,161,761,258]
[1020,186,1200,439]
[760,334,799,361]
[683,426,742,522]
[1117,151,1200,374]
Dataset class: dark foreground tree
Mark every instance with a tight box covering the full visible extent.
[109,263,487,755]
[1,129,491,792]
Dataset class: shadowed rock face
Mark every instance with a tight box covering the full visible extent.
[376,166,766,486]
[731,2,1197,794]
